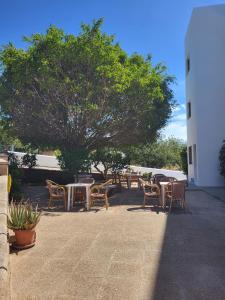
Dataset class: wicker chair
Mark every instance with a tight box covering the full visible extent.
[139,178,160,207]
[46,180,67,209]
[90,179,113,210]
[153,174,167,186]
[166,181,186,213]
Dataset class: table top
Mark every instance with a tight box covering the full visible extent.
[160,182,170,186]
[66,183,93,187]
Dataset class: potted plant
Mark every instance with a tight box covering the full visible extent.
[8,202,41,249]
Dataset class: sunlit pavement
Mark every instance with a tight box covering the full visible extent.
[10,187,225,300]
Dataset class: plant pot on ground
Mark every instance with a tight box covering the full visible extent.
[8,202,41,249]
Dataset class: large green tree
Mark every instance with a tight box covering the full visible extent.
[0,19,175,170]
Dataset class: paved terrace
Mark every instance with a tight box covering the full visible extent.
[10,186,225,300]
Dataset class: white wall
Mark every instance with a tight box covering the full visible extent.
[186,5,225,186]
[11,152,186,180]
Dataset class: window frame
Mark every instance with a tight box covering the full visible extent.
[187,102,191,119]
[188,146,192,165]
[186,56,190,74]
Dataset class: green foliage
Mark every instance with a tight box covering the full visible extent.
[90,147,129,178]
[22,153,37,169]
[0,20,174,153]
[180,145,188,175]
[0,120,23,152]
[8,152,23,200]
[56,148,91,179]
[142,172,152,180]
[127,137,185,170]
[219,140,225,178]
[8,202,41,230]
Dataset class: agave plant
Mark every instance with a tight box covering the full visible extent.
[8,202,41,230]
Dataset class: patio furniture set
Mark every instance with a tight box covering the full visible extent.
[139,174,186,213]
[46,173,186,213]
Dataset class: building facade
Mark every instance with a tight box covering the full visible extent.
[186,4,225,186]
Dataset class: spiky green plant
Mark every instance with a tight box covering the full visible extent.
[8,202,41,230]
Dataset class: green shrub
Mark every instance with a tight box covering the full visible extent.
[142,172,152,180]
[56,148,91,181]
[8,153,23,201]
[90,148,129,179]
[22,153,37,169]
[180,146,188,175]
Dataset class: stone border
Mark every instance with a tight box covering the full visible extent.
[0,175,10,299]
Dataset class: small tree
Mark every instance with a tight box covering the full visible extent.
[219,140,225,178]
[91,148,129,179]
[56,148,91,181]
[180,146,188,175]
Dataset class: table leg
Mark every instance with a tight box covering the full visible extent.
[161,186,165,208]
[71,186,74,208]
[138,179,141,190]
[86,186,90,210]
[128,178,131,189]
[67,187,71,211]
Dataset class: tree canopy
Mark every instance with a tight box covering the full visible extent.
[0,19,175,156]
[90,147,129,179]
[126,137,186,170]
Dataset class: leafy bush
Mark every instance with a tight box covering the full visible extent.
[126,137,186,170]
[142,172,152,180]
[56,148,91,181]
[219,140,225,178]
[8,153,23,201]
[22,153,37,169]
[180,146,188,175]
[90,148,130,178]
[8,202,41,230]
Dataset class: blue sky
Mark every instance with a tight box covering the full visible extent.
[0,0,222,141]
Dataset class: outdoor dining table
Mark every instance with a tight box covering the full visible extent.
[126,174,142,189]
[160,182,170,208]
[66,183,92,211]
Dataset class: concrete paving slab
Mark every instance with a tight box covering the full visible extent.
[10,187,225,299]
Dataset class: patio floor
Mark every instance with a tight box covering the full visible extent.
[10,186,225,300]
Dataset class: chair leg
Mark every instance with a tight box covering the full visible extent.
[48,197,52,209]
[90,197,93,208]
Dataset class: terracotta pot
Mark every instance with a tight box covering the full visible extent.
[13,228,36,248]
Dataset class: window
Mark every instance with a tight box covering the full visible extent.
[186,57,190,74]
[188,146,192,165]
[187,102,191,119]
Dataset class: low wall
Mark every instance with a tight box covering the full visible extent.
[21,168,104,185]
[0,176,10,299]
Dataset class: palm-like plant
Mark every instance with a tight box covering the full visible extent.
[8,202,41,230]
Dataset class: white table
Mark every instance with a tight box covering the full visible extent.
[160,182,169,208]
[66,183,92,211]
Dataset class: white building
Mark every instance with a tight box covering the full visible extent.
[186,4,225,187]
